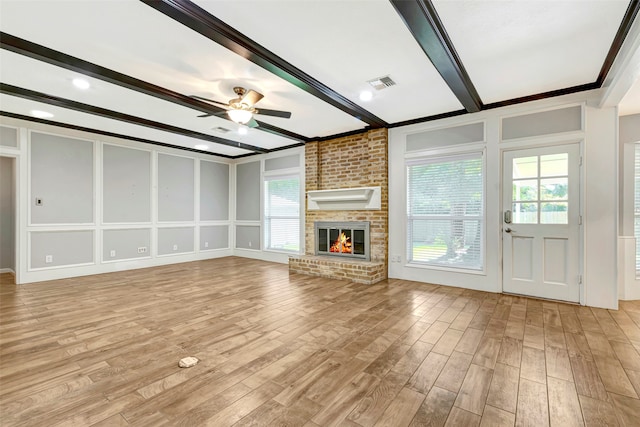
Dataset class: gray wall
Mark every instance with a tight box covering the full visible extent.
[502,106,582,140]
[620,114,640,144]
[158,227,194,255]
[31,230,93,268]
[0,126,18,148]
[236,161,260,221]
[407,122,484,151]
[103,228,151,261]
[158,154,194,222]
[31,132,94,224]
[200,160,229,221]
[0,157,15,271]
[236,225,260,250]
[103,145,151,223]
[265,154,300,171]
[200,225,229,250]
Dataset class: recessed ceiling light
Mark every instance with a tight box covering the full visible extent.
[194,144,209,150]
[238,126,248,135]
[359,91,373,102]
[30,110,54,119]
[72,78,90,90]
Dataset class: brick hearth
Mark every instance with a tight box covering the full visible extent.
[289,129,388,284]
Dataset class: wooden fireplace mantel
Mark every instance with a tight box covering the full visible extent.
[306,186,381,210]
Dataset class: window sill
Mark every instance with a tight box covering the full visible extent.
[405,261,486,276]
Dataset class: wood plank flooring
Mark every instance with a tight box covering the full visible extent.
[1,257,640,426]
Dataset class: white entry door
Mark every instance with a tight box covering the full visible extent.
[502,144,581,302]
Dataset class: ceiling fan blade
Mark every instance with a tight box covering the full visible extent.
[247,118,259,128]
[197,111,228,118]
[241,89,264,107]
[255,108,292,119]
[190,95,229,107]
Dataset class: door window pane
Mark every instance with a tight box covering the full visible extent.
[513,180,538,201]
[513,156,538,179]
[541,202,568,224]
[513,202,538,224]
[541,153,568,177]
[511,153,570,225]
[540,178,568,200]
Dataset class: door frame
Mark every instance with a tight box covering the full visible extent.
[0,153,20,284]
[499,138,585,305]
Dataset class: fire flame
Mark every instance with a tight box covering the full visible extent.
[330,232,352,253]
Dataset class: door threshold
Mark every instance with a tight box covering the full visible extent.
[502,292,581,305]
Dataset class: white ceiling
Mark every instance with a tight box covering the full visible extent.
[0,0,638,157]
[620,76,640,116]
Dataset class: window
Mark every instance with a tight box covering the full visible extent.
[512,153,568,224]
[635,144,640,272]
[264,175,300,252]
[407,152,484,270]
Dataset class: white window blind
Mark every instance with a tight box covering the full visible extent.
[635,143,640,272]
[264,175,300,252]
[407,152,484,270]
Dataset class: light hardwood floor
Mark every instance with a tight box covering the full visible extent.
[1,257,640,426]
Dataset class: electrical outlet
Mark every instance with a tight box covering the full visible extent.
[45,255,53,263]
[35,198,43,206]
[248,241,252,248]
[172,244,178,251]
[204,241,209,248]
[137,247,147,254]
[110,250,116,258]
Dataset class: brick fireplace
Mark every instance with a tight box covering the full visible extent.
[289,129,388,284]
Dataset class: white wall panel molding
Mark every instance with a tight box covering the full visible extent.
[2,118,234,284]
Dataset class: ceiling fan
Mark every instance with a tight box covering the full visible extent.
[192,87,291,128]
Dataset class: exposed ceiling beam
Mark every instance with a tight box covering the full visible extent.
[483,82,600,111]
[390,0,482,113]
[0,32,306,143]
[141,0,387,128]
[0,83,268,153]
[0,111,236,158]
[597,0,640,86]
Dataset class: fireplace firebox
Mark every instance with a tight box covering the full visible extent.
[315,221,370,261]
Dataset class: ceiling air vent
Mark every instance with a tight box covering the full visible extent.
[213,126,231,134]
[367,75,396,90]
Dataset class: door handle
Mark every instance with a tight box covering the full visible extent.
[504,210,512,224]
[505,228,513,233]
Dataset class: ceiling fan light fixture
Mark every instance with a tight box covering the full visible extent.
[227,109,253,124]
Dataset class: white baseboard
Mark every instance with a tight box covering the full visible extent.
[233,248,292,264]
[0,268,15,274]
[17,250,232,284]
[619,236,640,300]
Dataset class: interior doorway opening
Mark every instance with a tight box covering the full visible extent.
[0,156,16,284]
